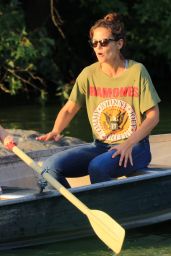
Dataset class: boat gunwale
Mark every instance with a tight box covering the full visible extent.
[1,167,171,207]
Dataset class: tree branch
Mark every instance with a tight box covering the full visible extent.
[50,0,66,39]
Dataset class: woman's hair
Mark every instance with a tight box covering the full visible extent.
[89,12,126,46]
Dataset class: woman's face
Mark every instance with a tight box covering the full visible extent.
[91,27,123,64]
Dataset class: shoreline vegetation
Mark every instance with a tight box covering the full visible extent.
[0,1,171,103]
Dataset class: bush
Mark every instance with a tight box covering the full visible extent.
[0,0,60,101]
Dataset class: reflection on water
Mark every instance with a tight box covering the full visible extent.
[1,220,171,256]
[0,101,171,142]
[0,104,92,142]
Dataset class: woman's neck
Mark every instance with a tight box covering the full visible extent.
[100,57,127,78]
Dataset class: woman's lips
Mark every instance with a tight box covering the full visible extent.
[97,52,104,57]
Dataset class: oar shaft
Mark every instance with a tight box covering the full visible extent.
[12,146,90,215]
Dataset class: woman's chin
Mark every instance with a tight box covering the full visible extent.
[97,58,106,64]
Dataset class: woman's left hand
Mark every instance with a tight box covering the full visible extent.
[109,142,133,168]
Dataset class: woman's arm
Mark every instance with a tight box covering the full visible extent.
[36,100,81,141]
[110,105,160,167]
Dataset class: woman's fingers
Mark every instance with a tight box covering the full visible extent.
[109,144,133,167]
[36,132,63,142]
[111,150,119,158]
[36,134,48,141]
[54,134,63,141]
[36,132,54,141]
[129,154,133,166]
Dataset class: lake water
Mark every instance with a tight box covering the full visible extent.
[1,220,171,256]
[0,101,171,256]
[0,100,171,142]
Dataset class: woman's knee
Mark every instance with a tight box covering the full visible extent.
[88,158,99,175]
[42,154,70,187]
[44,150,70,169]
[42,153,67,179]
[88,157,111,183]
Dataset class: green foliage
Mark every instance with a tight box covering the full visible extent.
[79,0,128,14]
[57,0,170,58]
[56,82,73,104]
[56,0,171,96]
[0,0,59,100]
[0,0,171,102]
[133,0,171,59]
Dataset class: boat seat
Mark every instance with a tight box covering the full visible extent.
[67,164,171,187]
[126,164,171,178]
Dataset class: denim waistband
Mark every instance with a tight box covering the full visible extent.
[94,136,149,148]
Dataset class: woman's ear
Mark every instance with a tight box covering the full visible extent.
[117,39,124,50]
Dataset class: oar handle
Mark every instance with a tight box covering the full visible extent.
[12,145,90,215]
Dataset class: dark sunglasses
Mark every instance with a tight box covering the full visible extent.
[89,38,116,48]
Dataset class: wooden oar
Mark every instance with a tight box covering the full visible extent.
[11,144,125,254]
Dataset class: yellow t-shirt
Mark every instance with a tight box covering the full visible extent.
[69,60,161,144]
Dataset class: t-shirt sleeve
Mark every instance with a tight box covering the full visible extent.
[140,65,161,114]
[69,69,87,107]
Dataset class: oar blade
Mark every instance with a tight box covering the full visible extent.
[88,210,125,254]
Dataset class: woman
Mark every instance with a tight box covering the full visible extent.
[0,125,14,150]
[37,12,160,188]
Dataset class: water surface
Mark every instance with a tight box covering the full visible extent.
[2,221,171,256]
[0,101,170,142]
[0,101,171,255]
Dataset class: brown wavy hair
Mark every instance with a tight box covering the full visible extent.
[89,12,126,47]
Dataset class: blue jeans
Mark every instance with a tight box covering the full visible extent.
[40,138,151,188]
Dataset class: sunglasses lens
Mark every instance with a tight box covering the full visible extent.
[89,40,98,48]
[100,39,109,47]
[89,38,114,48]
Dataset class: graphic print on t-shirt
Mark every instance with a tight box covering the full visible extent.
[92,99,137,143]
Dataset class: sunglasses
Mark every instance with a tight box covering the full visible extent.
[89,38,116,48]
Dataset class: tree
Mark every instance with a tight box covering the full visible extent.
[0,0,171,102]
[0,0,59,101]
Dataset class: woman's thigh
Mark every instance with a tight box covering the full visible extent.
[88,139,151,183]
[43,143,105,178]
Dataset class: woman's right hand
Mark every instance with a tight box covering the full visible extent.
[36,131,63,142]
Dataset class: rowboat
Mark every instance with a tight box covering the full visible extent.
[0,134,171,250]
